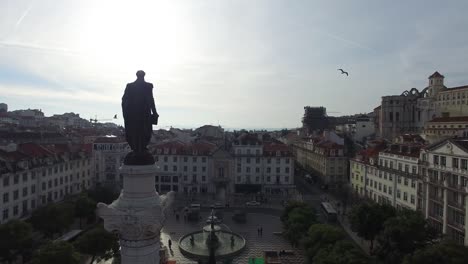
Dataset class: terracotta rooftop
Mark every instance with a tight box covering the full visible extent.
[94,136,126,143]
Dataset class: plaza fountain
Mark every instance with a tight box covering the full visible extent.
[178,207,246,263]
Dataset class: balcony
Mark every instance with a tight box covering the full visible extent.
[447,200,465,211]
[447,221,465,232]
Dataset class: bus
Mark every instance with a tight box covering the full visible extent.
[320,202,337,222]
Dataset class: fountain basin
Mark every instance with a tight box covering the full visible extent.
[179,230,246,260]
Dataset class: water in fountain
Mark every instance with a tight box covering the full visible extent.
[179,207,245,261]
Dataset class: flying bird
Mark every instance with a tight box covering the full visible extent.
[338,69,349,76]
[113,114,117,119]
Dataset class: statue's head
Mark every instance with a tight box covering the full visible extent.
[136,70,146,79]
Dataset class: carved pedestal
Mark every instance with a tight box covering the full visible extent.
[97,165,173,264]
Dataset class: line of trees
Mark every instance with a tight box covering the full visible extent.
[281,201,368,263]
[0,185,119,264]
[348,202,468,263]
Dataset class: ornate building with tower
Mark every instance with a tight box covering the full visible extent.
[379,72,468,140]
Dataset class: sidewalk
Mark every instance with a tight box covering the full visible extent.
[320,194,371,255]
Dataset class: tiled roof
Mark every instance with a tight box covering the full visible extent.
[429,116,468,123]
[18,143,53,157]
[94,136,126,143]
[429,71,444,78]
[440,85,468,92]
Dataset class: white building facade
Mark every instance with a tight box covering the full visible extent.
[0,143,94,224]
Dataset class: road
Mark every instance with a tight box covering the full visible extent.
[294,171,371,255]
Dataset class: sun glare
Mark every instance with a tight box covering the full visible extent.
[74,0,188,74]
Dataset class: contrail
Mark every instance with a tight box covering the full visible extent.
[0,40,81,56]
[15,1,34,30]
[314,29,374,52]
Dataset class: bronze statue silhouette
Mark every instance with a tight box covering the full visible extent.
[121,70,159,165]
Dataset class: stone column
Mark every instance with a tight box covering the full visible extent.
[97,164,174,264]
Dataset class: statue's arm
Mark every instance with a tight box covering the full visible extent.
[149,84,158,116]
[122,84,129,118]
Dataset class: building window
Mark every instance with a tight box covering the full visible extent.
[441,156,446,166]
[163,156,168,162]
[173,157,177,162]
[285,176,289,182]
[184,157,188,162]
[256,167,260,173]
[202,157,207,163]
[410,195,415,204]
[461,159,467,170]
[13,190,19,200]
[403,192,408,201]
[3,176,9,187]
[412,166,417,174]
[434,155,439,165]
[256,176,260,182]
[22,173,28,182]
[14,175,19,184]
[163,165,168,172]
[3,193,9,203]
[192,157,197,162]
[184,166,188,172]
[31,185,36,194]
[404,178,408,186]
[23,187,28,197]
[276,167,280,173]
[267,176,271,182]
[398,163,402,171]
[202,176,206,182]
[267,167,271,173]
[453,158,459,169]
[397,189,401,198]
[3,209,9,220]
[173,166,177,172]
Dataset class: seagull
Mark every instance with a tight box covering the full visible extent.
[113,114,117,119]
[338,69,349,76]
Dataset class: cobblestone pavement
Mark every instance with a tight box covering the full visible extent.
[161,210,305,264]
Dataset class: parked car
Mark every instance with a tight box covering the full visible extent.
[245,201,261,206]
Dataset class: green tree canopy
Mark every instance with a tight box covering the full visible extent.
[376,209,438,264]
[32,241,80,264]
[313,240,369,264]
[0,220,33,264]
[348,203,396,251]
[403,242,468,264]
[75,194,97,228]
[282,204,316,245]
[30,203,74,238]
[74,226,119,264]
[303,224,346,260]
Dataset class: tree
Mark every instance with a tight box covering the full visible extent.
[348,203,396,252]
[32,241,80,264]
[30,203,74,238]
[75,195,97,228]
[303,224,346,260]
[375,209,439,264]
[74,227,119,264]
[403,242,468,264]
[281,201,310,223]
[282,203,316,246]
[313,240,369,264]
[0,220,33,264]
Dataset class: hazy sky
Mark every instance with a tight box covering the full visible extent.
[1,0,468,129]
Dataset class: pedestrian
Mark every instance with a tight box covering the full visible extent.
[168,239,172,249]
